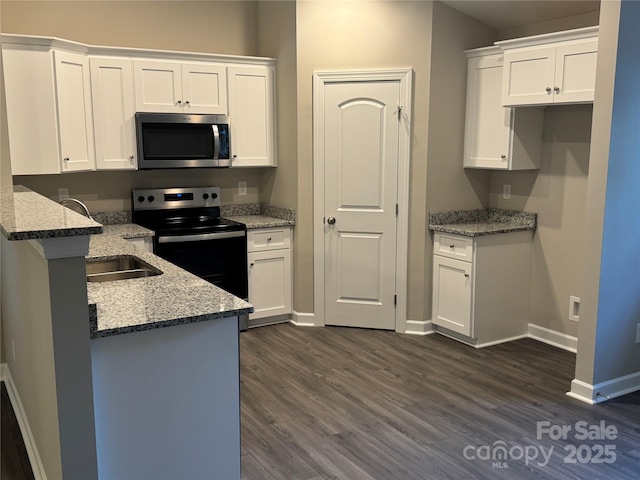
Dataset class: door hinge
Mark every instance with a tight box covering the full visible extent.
[394,294,397,306]
[395,203,399,216]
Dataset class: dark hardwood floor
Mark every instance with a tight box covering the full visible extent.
[1,382,35,480]
[2,324,639,479]
[240,324,640,480]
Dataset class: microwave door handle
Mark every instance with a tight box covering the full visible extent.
[212,124,220,160]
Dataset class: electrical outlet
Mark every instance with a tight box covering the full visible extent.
[502,184,511,200]
[238,181,247,196]
[58,187,69,201]
[636,324,640,344]
[569,296,580,322]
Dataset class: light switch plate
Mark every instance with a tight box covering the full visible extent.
[238,181,247,196]
[502,184,511,200]
[58,188,69,201]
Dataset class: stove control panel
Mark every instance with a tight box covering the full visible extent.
[133,187,221,210]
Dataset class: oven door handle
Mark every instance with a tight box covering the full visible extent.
[157,231,245,244]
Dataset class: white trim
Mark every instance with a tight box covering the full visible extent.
[404,320,434,336]
[28,235,90,260]
[1,364,47,480]
[312,69,413,333]
[495,26,599,50]
[567,371,640,404]
[528,323,578,353]
[475,334,529,349]
[290,311,318,327]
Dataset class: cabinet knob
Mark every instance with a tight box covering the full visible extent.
[554,86,560,93]
[129,155,134,161]
[267,237,272,242]
[185,100,190,105]
[546,87,552,93]
[64,157,70,162]
[177,100,182,105]
[501,155,506,160]
[250,262,254,267]
[464,273,470,278]
[449,244,455,248]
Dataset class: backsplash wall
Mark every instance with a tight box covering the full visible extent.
[14,168,274,213]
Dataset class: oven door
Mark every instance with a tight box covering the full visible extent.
[154,230,248,299]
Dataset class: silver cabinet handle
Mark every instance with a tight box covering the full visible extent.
[327,216,336,225]
[546,87,552,93]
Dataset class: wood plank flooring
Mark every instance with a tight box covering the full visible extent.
[1,382,35,480]
[240,324,640,480]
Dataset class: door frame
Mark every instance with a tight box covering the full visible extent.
[312,69,413,333]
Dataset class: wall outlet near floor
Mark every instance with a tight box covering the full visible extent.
[58,187,69,201]
[502,184,511,200]
[569,296,580,322]
[636,324,640,344]
[238,181,247,196]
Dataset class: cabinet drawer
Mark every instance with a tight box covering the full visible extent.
[247,227,291,252]
[434,233,474,261]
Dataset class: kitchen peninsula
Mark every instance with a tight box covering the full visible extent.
[1,185,250,479]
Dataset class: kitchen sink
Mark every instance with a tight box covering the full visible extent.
[86,255,163,283]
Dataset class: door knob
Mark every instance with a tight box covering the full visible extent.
[327,216,336,225]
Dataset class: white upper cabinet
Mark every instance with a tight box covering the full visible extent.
[90,57,137,170]
[133,60,227,114]
[498,27,598,106]
[463,47,543,170]
[227,65,276,167]
[2,44,95,175]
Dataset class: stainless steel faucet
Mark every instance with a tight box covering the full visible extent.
[60,198,94,220]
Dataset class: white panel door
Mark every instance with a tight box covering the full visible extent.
[53,50,96,172]
[554,40,598,104]
[90,57,137,170]
[324,81,400,329]
[502,46,556,106]
[133,60,182,112]
[181,63,227,114]
[432,255,473,337]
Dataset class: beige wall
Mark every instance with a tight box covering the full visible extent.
[423,1,497,318]
[490,105,592,337]
[499,9,600,40]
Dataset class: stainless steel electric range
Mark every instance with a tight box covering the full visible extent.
[132,186,248,329]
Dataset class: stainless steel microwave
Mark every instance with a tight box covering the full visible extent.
[135,113,232,169]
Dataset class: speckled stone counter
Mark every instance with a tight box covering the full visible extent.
[221,203,295,228]
[102,223,154,239]
[429,208,536,237]
[87,234,253,338]
[224,215,295,229]
[1,185,102,240]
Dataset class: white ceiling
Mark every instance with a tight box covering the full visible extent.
[441,0,600,31]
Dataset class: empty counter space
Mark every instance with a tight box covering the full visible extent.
[429,208,536,348]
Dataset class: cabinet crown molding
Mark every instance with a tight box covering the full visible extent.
[0,33,277,66]
[495,25,599,50]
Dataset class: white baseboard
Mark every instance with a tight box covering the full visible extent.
[568,372,640,405]
[290,311,318,327]
[1,363,47,480]
[528,323,578,353]
[404,319,434,336]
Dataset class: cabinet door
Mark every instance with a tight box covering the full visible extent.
[133,60,182,112]
[463,53,511,169]
[90,57,137,170]
[432,255,473,337]
[248,249,292,320]
[554,39,598,104]
[181,63,227,114]
[502,46,556,106]
[53,50,96,172]
[227,66,276,167]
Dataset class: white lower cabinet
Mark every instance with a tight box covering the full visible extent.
[432,231,533,347]
[247,227,292,321]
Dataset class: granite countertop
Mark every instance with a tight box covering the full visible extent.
[0,185,102,240]
[102,223,154,239]
[224,215,295,229]
[87,233,253,339]
[429,208,537,237]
